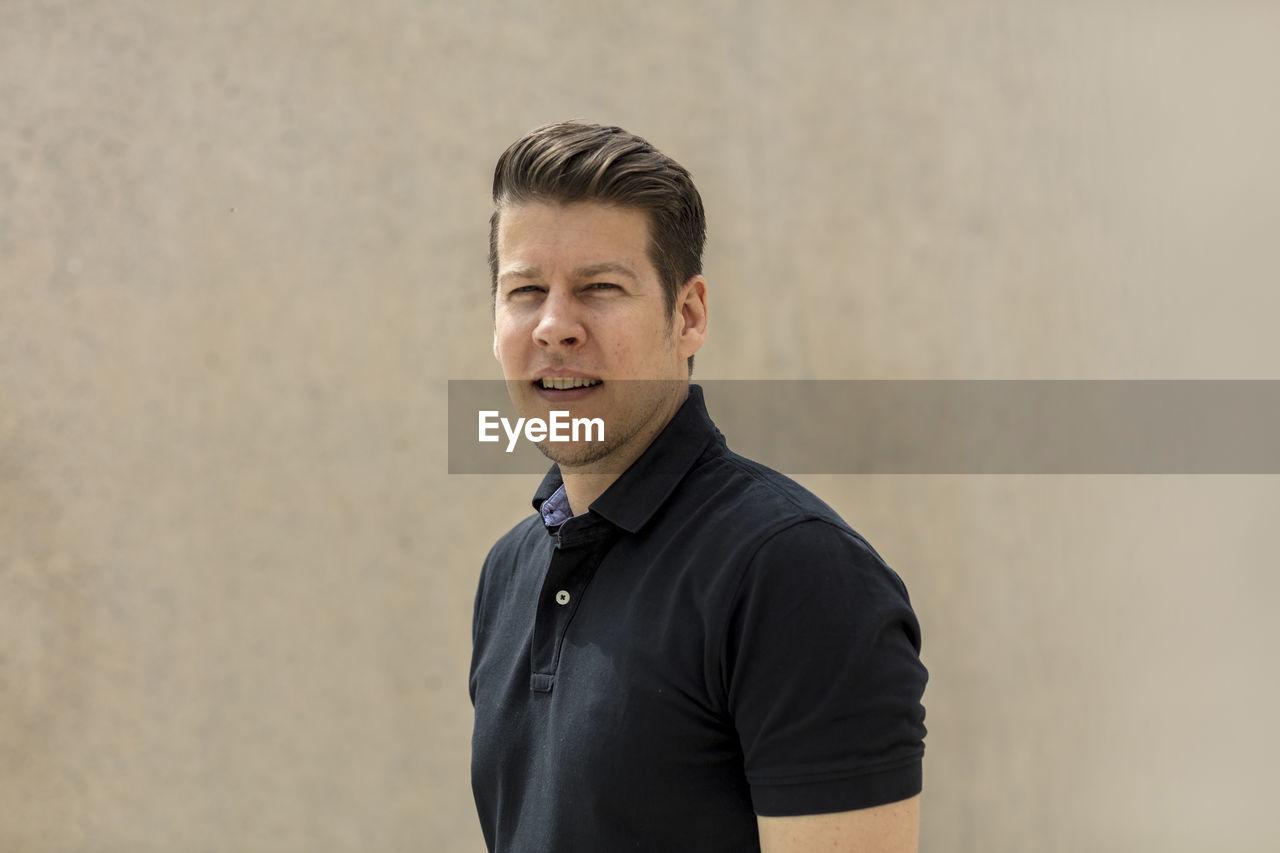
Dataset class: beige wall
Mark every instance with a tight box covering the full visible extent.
[4,1,1278,850]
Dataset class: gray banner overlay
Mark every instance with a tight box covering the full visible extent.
[449,380,1280,474]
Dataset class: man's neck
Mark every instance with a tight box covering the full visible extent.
[559,384,689,516]
[560,439,653,515]
[560,472,616,519]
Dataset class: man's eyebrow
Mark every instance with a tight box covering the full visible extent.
[573,262,638,281]
[497,262,640,284]
[497,266,542,283]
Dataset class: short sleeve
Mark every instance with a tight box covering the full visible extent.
[724,519,928,817]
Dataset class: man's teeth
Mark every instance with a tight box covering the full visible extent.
[540,378,602,390]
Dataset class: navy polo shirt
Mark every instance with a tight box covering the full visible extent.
[470,385,927,852]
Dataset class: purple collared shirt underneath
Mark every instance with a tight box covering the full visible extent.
[539,484,582,529]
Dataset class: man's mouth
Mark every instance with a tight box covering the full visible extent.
[535,377,602,390]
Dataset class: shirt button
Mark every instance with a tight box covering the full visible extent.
[555,590,571,605]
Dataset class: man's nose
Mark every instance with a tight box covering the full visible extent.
[533,290,585,348]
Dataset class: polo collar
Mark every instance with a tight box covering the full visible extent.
[530,384,723,534]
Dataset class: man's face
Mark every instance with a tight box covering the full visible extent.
[492,201,705,471]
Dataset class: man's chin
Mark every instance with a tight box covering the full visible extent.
[534,440,622,473]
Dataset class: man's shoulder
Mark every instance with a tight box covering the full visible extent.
[699,449,846,520]
[483,511,546,567]
[680,448,876,553]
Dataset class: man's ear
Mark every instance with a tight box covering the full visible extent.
[493,330,501,363]
[675,275,709,360]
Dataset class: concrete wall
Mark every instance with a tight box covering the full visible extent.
[3,1,1278,850]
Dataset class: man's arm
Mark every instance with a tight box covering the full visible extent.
[757,795,920,853]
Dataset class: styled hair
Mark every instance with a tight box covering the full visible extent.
[489,121,707,321]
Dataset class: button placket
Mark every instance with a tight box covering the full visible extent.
[529,525,617,693]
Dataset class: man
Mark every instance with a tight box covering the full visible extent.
[470,121,927,852]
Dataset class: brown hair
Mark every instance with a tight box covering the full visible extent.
[489,121,707,323]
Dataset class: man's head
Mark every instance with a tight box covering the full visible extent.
[489,122,709,473]
[489,121,707,364]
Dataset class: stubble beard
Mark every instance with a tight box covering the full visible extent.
[533,379,684,474]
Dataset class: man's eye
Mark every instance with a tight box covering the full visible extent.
[587,282,618,291]
[509,285,542,296]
